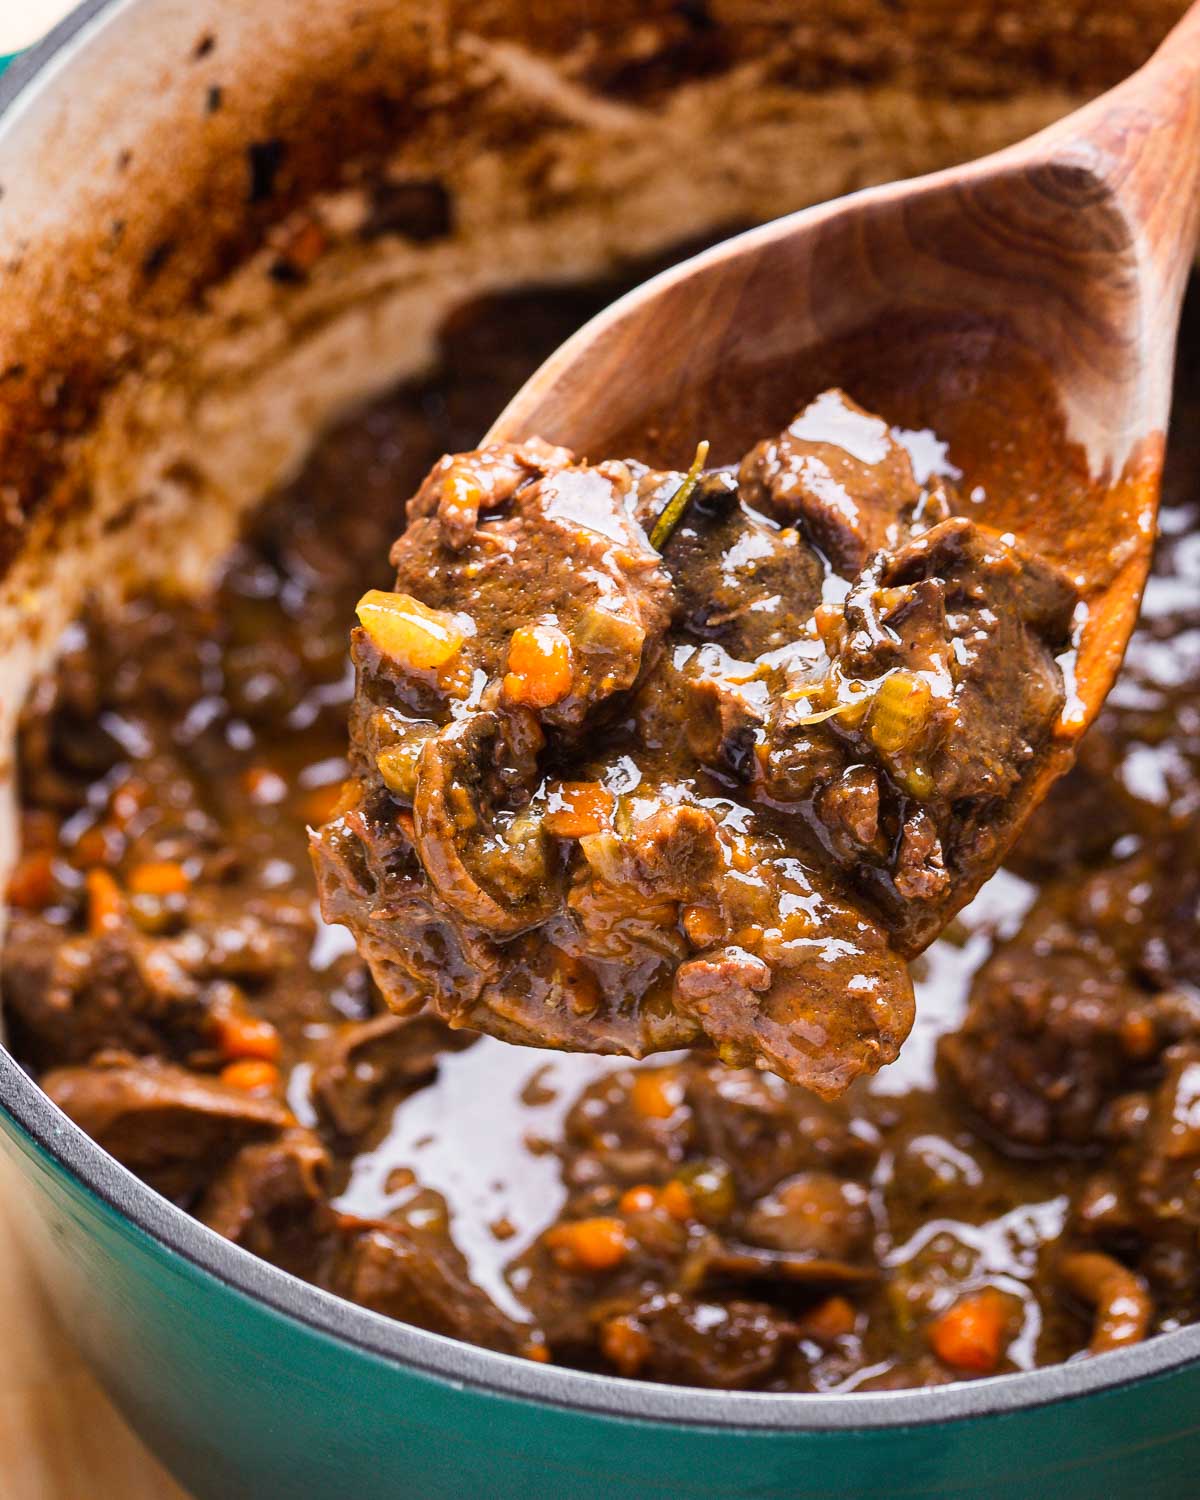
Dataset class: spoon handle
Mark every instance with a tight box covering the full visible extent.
[1042,0,1200,318]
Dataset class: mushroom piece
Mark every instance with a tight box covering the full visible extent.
[412,710,560,934]
[1059,1250,1153,1354]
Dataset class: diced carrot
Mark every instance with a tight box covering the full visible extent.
[220,1059,281,1095]
[797,1295,857,1342]
[502,623,573,709]
[599,1315,651,1377]
[521,1340,552,1364]
[440,462,486,537]
[927,1289,1010,1374]
[6,850,57,911]
[732,923,764,949]
[128,860,191,898]
[214,1011,281,1063]
[543,782,615,839]
[1119,1011,1156,1061]
[86,868,124,935]
[356,590,467,672]
[681,903,724,948]
[812,604,844,651]
[631,1070,683,1120]
[658,1179,693,1222]
[618,1185,658,1216]
[618,1180,692,1221]
[544,1217,630,1272]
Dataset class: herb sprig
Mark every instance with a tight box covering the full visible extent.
[649,439,710,552]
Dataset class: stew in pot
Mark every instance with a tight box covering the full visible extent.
[3,275,1197,1391]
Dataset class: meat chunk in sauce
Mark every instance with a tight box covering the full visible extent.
[312,393,1076,1096]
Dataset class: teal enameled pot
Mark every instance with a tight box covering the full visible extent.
[1,3,1199,1496]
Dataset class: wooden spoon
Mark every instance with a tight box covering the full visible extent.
[486,3,1200,922]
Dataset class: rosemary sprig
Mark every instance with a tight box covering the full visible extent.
[649,439,710,552]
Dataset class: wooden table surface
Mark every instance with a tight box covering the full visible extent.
[0,1191,188,1500]
[1,6,187,1494]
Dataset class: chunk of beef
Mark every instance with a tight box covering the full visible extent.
[738,389,922,574]
[41,1058,289,1198]
[4,902,306,1070]
[683,671,769,781]
[862,517,1076,805]
[199,1128,331,1268]
[796,516,1077,950]
[741,1170,873,1261]
[575,804,724,904]
[386,450,672,736]
[2,919,205,1067]
[411,710,559,934]
[938,868,1187,1150]
[663,480,824,657]
[309,1013,474,1137]
[672,879,915,1100]
[599,1294,791,1388]
[687,1065,876,1200]
[324,1211,528,1355]
[406,437,573,548]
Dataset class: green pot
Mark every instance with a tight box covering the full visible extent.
[1,4,1198,1496]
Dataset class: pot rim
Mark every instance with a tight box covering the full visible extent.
[3,0,1200,1435]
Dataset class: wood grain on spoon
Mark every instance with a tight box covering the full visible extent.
[487,1,1200,936]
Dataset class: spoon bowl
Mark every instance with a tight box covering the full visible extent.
[490,3,1200,762]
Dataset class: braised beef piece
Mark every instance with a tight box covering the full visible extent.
[310,1013,474,1137]
[737,389,926,575]
[312,390,1076,1096]
[940,838,1200,1150]
[322,1207,531,1356]
[41,1058,291,1199]
[199,1129,332,1266]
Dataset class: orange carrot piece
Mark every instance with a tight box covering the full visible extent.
[630,1070,683,1120]
[618,1185,658,1216]
[502,623,573,709]
[215,1012,282,1063]
[928,1290,1010,1374]
[600,1315,651,1377]
[220,1059,281,1095]
[798,1295,858,1342]
[543,782,615,838]
[544,1217,630,1273]
[128,860,190,898]
[86,868,124,935]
